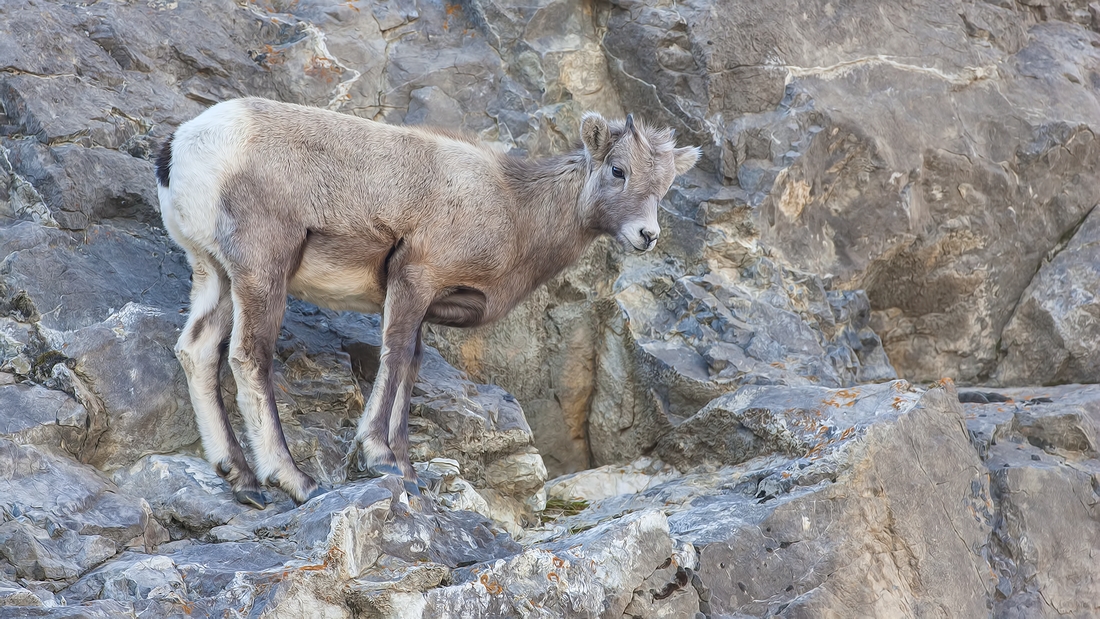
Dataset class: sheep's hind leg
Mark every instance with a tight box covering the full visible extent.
[228,269,325,505]
[350,268,430,495]
[175,254,265,508]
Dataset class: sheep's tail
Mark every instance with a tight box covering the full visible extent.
[155,132,174,188]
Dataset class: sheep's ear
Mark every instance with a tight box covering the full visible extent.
[673,145,701,175]
[581,112,611,161]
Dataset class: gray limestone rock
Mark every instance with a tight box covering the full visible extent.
[597,0,1100,386]
[586,263,897,467]
[655,380,916,471]
[0,439,162,592]
[375,510,674,619]
[995,206,1100,385]
[0,222,190,333]
[986,443,1100,618]
[622,545,701,619]
[56,477,520,617]
[530,385,994,618]
[0,600,137,619]
[0,579,44,607]
[0,382,87,454]
[3,140,160,230]
[961,384,1100,617]
[58,304,195,471]
[111,455,257,538]
[0,440,151,548]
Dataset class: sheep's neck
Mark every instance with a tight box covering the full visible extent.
[501,150,599,290]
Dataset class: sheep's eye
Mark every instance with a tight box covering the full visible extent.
[611,166,625,179]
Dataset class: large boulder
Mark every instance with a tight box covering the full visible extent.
[0,439,166,595]
[57,304,196,471]
[994,207,1100,386]
[538,384,995,617]
[586,255,896,467]
[962,384,1100,617]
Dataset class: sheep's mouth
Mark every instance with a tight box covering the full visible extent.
[616,232,652,253]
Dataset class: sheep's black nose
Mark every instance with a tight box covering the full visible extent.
[640,227,659,247]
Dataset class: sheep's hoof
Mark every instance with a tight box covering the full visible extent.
[365,462,403,478]
[403,479,422,497]
[234,489,269,509]
[354,450,402,479]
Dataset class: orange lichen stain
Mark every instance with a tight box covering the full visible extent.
[297,562,327,572]
[835,389,858,399]
[344,1,360,12]
[254,44,287,66]
[840,426,855,440]
[804,442,824,458]
[304,56,342,84]
[547,572,559,583]
[443,2,462,30]
[892,396,906,410]
[781,471,791,479]
[552,557,565,569]
[480,573,504,595]
[288,546,343,576]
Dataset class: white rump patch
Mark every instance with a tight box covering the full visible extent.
[160,99,254,253]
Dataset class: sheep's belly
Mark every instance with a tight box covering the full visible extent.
[288,261,385,315]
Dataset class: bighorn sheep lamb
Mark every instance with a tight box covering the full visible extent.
[156,97,700,507]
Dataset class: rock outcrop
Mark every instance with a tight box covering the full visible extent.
[3,0,1100,616]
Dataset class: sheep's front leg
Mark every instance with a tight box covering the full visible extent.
[228,270,324,505]
[389,328,424,485]
[351,268,430,494]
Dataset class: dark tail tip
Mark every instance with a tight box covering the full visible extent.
[155,133,174,188]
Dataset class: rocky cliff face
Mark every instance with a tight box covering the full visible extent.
[2,0,1099,617]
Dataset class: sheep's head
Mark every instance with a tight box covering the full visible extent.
[580,112,700,252]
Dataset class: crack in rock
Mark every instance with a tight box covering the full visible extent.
[784,55,996,86]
